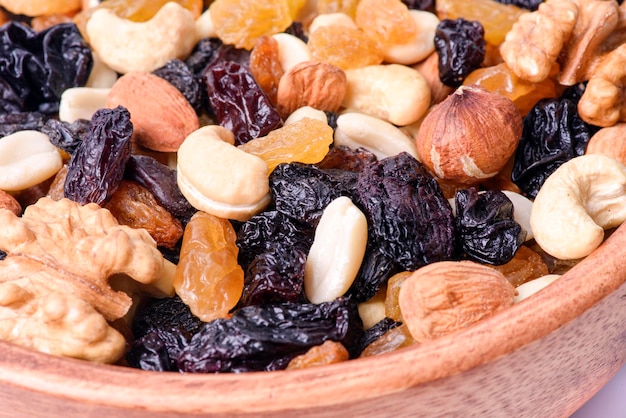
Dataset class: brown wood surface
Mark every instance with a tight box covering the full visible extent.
[1,224,626,417]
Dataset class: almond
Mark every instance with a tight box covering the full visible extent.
[106,72,199,152]
[276,60,347,119]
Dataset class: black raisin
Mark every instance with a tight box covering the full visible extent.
[347,243,398,302]
[401,0,435,12]
[434,18,486,87]
[354,317,402,357]
[132,295,204,338]
[455,187,525,265]
[204,60,282,145]
[493,0,542,11]
[284,21,308,43]
[153,59,203,114]
[40,118,90,155]
[64,106,133,205]
[177,298,364,373]
[126,328,192,372]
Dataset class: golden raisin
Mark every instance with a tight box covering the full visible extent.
[249,36,284,105]
[355,0,417,47]
[174,211,244,322]
[210,0,293,50]
[316,0,360,18]
[491,245,549,288]
[105,181,184,249]
[286,0,307,19]
[359,324,416,357]
[384,271,412,322]
[436,0,529,46]
[286,340,350,370]
[464,62,558,116]
[239,117,334,173]
[308,25,384,71]
[31,12,76,32]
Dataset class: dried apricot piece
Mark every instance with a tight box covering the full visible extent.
[308,25,384,70]
[355,0,417,47]
[239,118,334,173]
[384,271,412,322]
[492,245,549,287]
[286,340,350,369]
[210,0,293,50]
[436,0,529,46]
[249,36,284,105]
[174,211,244,322]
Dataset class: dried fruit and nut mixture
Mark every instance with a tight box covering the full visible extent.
[0,0,625,372]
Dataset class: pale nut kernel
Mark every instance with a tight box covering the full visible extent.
[195,8,217,41]
[530,154,626,260]
[86,2,197,74]
[585,123,626,165]
[106,72,199,152]
[284,106,328,126]
[59,87,110,123]
[334,112,418,160]
[304,196,368,304]
[383,10,439,66]
[415,85,523,184]
[85,51,118,89]
[514,274,561,303]
[0,131,63,192]
[0,0,81,16]
[271,32,313,72]
[357,287,387,330]
[398,260,516,342]
[276,60,347,119]
[343,64,431,126]
[177,126,271,222]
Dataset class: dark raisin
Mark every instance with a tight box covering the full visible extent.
[126,328,192,372]
[0,22,92,114]
[354,317,402,357]
[40,118,90,155]
[511,97,593,198]
[434,18,486,87]
[317,146,378,172]
[64,106,133,205]
[186,38,250,77]
[204,60,282,145]
[401,0,435,12]
[124,155,197,225]
[153,59,203,114]
[132,295,204,338]
[455,187,525,265]
[0,112,49,137]
[353,152,456,271]
[0,250,6,261]
[348,243,398,302]
[493,0,542,11]
[269,162,346,227]
[177,298,364,373]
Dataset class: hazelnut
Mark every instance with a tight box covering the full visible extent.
[415,85,523,184]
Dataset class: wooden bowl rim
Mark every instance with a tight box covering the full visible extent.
[2,224,626,414]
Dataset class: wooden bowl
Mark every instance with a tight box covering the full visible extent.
[2,223,626,417]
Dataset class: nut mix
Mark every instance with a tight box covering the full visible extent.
[0,0,625,373]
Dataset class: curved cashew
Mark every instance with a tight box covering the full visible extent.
[271,33,312,72]
[86,2,197,74]
[383,10,439,66]
[530,154,626,260]
[177,126,271,222]
[343,64,431,126]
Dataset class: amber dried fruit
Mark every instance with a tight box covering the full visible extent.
[436,0,529,46]
[249,36,284,105]
[359,324,416,357]
[286,340,350,370]
[464,63,558,115]
[174,211,244,322]
[210,0,293,50]
[105,180,184,249]
[355,0,417,47]
[31,13,76,32]
[384,271,412,322]
[317,0,360,18]
[239,118,334,173]
[308,25,384,71]
[492,245,549,287]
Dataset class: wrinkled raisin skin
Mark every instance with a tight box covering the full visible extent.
[434,18,486,87]
[64,106,133,205]
[153,59,204,114]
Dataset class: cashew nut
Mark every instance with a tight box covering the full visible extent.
[177,126,271,222]
[334,112,418,160]
[383,10,440,65]
[343,64,431,126]
[271,33,312,72]
[85,51,119,89]
[86,2,197,74]
[59,87,111,123]
[304,196,368,304]
[0,131,62,191]
[530,154,626,260]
